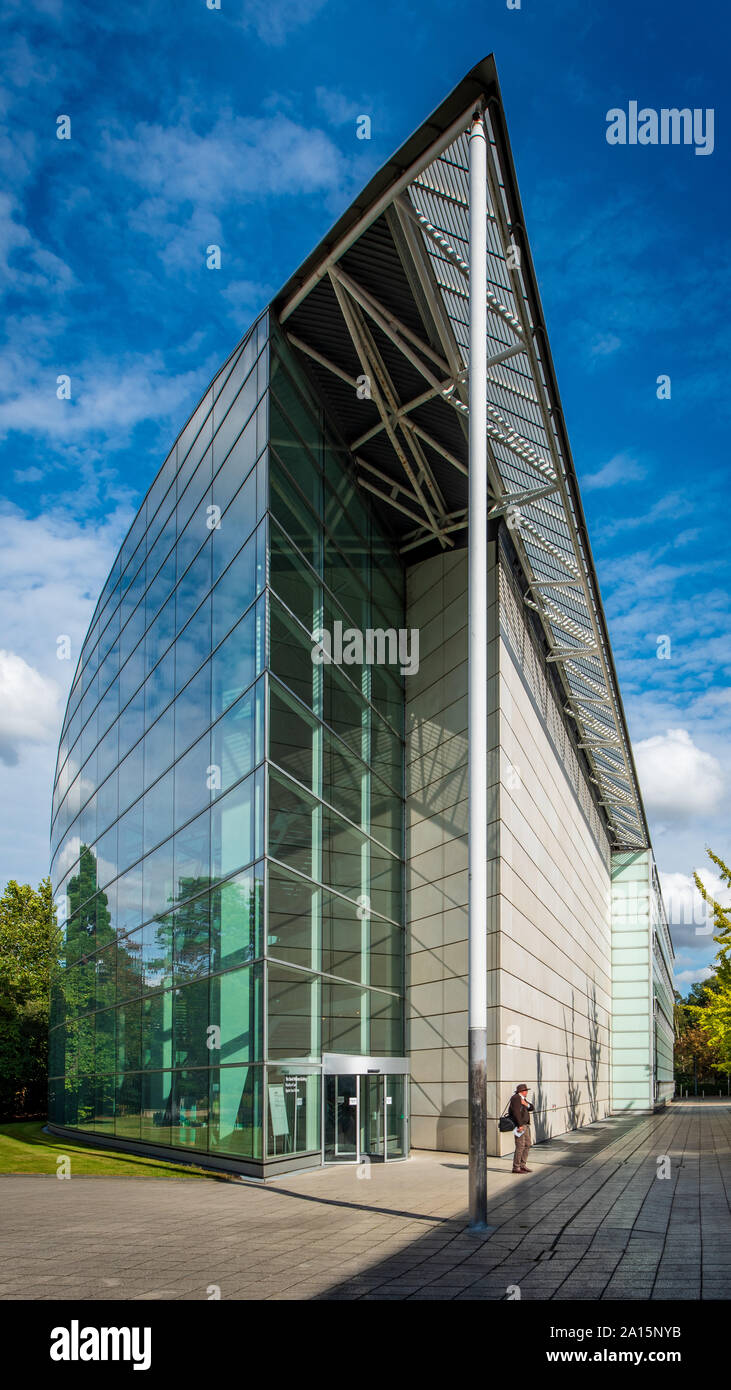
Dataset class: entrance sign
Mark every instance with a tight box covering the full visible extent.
[268,1085,289,1138]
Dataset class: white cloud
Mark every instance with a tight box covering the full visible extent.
[658,866,731,954]
[674,966,713,988]
[0,650,61,765]
[0,501,135,886]
[0,504,134,673]
[221,278,271,317]
[0,191,74,296]
[0,347,207,444]
[589,331,622,357]
[315,87,369,127]
[241,0,328,46]
[634,727,723,821]
[102,110,346,212]
[582,451,646,490]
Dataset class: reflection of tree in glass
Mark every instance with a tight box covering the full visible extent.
[173,878,211,982]
[212,871,261,971]
[64,845,112,1102]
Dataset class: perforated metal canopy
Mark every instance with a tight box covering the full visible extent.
[273,56,649,851]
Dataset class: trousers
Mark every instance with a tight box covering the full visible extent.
[513,1126,532,1170]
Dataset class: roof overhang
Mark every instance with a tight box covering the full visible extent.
[270,55,651,852]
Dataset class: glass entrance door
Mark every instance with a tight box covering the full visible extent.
[384,1074,407,1158]
[361,1075,385,1161]
[324,1072,408,1164]
[324,1074,358,1162]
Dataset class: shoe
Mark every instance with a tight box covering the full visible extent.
[511,1168,524,1173]
[520,1167,531,1172]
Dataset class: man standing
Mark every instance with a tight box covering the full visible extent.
[508,1083,534,1174]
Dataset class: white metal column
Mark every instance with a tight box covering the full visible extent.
[467,109,489,1230]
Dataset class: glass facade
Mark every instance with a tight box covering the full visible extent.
[49,314,406,1171]
[610,850,674,1112]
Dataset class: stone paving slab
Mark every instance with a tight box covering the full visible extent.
[0,1099,728,1301]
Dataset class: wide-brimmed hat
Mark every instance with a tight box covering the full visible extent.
[516,1084,528,1093]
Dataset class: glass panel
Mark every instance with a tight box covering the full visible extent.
[269,683,314,790]
[266,1067,320,1158]
[268,362,321,467]
[361,1075,384,1161]
[323,725,366,829]
[142,839,174,923]
[142,915,174,994]
[174,733,212,830]
[211,680,263,792]
[213,401,258,498]
[172,892,210,985]
[93,1074,115,1136]
[269,521,320,629]
[177,388,213,485]
[94,1008,116,1075]
[371,662,404,737]
[175,538,212,635]
[176,465,212,559]
[212,470,258,580]
[174,660,212,761]
[173,811,211,904]
[369,842,401,924]
[143,769,174,853]
[210,963,262,1065]
[384,1073,406,1158]
[115,1072,141,1140]
[171,1069,209,1150]
[269,598,315,710]
[117,998,142,1071]
[321,805,365,904]
[210,864,262,973]
[369,770,402,856]
[94,938,116,1009]
[323,664,367,762]
[117,929,143,1004]
[210,1065,263,1159]
[211,534,256,649]
[145,646,176,728]
[211,773,260,882]
[141,1070,173,1147]
[174,597,211,693]
[322,891,363,983]
[76,1075,96,1131]
[324,1073,357,1162]
[141,990,173,1069]
[323,981,365,1054]
[269,445,320,565]
[173,978,210,1068]
[211,603,258,720]
[268,772,316,879]
[267,964,319,1061]
[118,743,145,819]
[116,866,143,936]
[370,989,403,1056]
[370,918,403,993]
[324,535,369,631]
[267,865,316,971]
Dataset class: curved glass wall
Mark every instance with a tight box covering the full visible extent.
[49,314,406,1171]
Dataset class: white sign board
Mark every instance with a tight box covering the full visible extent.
[268,1085,289,1138]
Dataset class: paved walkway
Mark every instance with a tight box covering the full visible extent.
[1,1099,728,1301]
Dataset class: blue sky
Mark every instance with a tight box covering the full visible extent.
[1,0,729,989]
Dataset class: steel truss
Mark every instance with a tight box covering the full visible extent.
[278,101,647,849]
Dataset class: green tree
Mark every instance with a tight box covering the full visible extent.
[0,877,58,1118]
[687,850,731,1079]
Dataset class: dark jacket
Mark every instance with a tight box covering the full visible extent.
[508,1093,534,1129]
